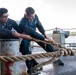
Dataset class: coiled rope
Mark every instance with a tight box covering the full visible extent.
[31,38,76,69]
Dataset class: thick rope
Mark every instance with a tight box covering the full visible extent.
[33,57,57,71]
[0,38,73,63]
[0,49,75,62]
[32,37,75,67]
[32,37,74,50]
[0,38,76,74]
[33,48,75,69]
[0,38,75,75]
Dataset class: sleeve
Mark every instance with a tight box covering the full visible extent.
[19,21,25,33]
[19,20,45,40]
[19,21,35,35]
[0,26,12,37]
[19,18,34,34]
[12,20,20,33]
[36,15,45,35]
[23,25,45,40]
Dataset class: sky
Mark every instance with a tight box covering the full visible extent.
[0,0,76,30]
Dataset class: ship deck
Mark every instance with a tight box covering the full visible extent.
[32,47,76,75]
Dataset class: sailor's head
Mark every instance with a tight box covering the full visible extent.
[25,7,35,21]
[0,8,8,23]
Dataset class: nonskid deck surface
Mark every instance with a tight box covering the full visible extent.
[32,47,76,75]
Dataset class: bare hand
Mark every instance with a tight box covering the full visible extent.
[45,38,55,43]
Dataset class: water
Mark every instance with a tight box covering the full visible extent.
[65,35,76,49]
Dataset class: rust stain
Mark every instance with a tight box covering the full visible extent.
[9,44,12,46]
[5,62,14,75]
[2,44,4,47]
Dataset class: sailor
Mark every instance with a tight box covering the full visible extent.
[0,8,37,41]
[19,7,64,74]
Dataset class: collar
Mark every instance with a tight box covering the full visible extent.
[0,21,7,26]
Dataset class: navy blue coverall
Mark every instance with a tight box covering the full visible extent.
[19,15,56,71]
[0,18,19,39]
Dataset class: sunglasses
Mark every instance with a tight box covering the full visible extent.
[1,14,9,18]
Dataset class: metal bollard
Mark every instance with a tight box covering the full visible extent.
[0,39,26,75]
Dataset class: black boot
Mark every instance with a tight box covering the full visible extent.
[26,60,33,74]
[31,59,38,67]
[26,60,41,75]
[31,59,43,71]
[53,59,64,66]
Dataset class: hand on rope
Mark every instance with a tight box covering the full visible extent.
[43,33,55,44]
[45,38,55,44]
[31,37,76,52]
[31,37,62,48]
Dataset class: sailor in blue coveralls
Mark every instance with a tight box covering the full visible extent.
[0,8,35,42]
[19,7,64,74]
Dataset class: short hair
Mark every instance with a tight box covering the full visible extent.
[0,8,8,17]
[25,7,35,16]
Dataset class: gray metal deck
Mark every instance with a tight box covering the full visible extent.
[32,47,76,75]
